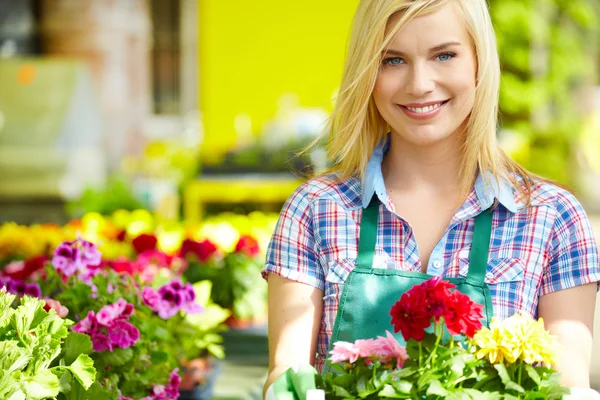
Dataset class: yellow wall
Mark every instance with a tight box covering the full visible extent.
[198,1,359,163]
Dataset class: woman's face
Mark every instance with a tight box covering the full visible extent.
[373,2,477,148]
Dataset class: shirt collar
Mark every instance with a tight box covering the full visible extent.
[361,134,521,213]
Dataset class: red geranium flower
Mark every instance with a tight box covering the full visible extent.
[131,234,158,254]
[235,235,261,257]
[180,239,219,262]
[443,291,484,338]
[413,277,456,323]
[2,255,48,281]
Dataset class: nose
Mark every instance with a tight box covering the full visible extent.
[405,62,435,97]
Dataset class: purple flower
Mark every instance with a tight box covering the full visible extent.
[140,368,181,400]
[142,280,203,320]
[23,283,42,298]
[51,237,102,278]
[108,321,140,349]
[0,277,42,298]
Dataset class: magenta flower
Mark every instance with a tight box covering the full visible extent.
[96,298,134,325]
[72,299,139,352]
[328,332,408,369]
[0,277,42,298]
[108,321,140,348]
[51,236,102,278]
[142,280,203,320]
[141,368,181,400]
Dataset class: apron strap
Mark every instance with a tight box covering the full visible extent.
[467,208,493,284]
[355,197,379,269]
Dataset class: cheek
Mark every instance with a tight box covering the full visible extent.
[373,75,398,111]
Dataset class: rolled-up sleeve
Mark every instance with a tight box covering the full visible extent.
[262,183,324,290]
[541,190,600,295]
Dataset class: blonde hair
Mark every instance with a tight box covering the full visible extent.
[317,0,537,204]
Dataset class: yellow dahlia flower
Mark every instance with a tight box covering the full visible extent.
[471,313,559,366]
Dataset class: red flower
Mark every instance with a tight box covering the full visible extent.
[116,230,127,242]
[3,255,48,281]
[235,235,261,257]
[389,291,432,342]
[414,277,456,323]
[180,239,218,262]
[443,291,484,338]
[132,234,158,254]
[105,258,139,275]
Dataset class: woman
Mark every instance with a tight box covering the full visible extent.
[262,0,600,396]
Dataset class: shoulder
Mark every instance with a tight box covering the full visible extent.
[517,177,590,227]
[286,173,362,211]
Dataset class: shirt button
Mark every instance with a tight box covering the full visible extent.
[485,272,493,280]
[432,260,441,269]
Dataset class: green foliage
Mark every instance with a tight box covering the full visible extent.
[66,177,144,218]
[0,290,97,400]
[183,252,267,320]
[491,0,599,185]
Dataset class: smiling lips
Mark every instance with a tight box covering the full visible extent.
[398,100,450,120]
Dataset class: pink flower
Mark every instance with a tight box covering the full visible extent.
[44,298,69,318]
[96,298,134,326]
[329,341,362,364]
[374,331,409,369]
[72,300,139,352]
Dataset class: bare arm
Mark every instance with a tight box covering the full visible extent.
[538,283,597,388]
[263,274,324,398]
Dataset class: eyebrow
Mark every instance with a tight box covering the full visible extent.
[383,41,462,56]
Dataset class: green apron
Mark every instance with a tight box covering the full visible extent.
[324,198,494,372]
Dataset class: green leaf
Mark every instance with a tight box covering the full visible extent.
[64,333,93,365]
[379,384,407,398]
[493,363,512,385]
[391,380,413,394]
[506,381,525,393]
[57,371,72,394]
[68,354,96,390]
[98,347,133,366]
[426,380,449,397]
[21,369,60,399]
[524,364,541,386]
[149,351,169,364]
[0,370,20,400]
[0,341,30,373]
[0,291,15,329]
[13,295,45,338]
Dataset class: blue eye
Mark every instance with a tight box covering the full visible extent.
[382,57,405,66]
[435,52,456,62]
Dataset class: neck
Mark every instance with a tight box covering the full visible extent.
[381,131,463,194]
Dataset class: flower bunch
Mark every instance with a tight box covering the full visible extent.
[321,278,569,399]
[329,331,408,370]
[52,235,102,279]
[472,313,559,365]
[72,298,140,352]
[0,275,42,298]
[142,280,203,319]
[389,277,483,341]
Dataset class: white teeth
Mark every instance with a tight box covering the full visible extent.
[405,102,444,114]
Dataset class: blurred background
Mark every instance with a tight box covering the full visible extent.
[0,0,599,398]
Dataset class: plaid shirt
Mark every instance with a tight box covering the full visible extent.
[262,137,600,371]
